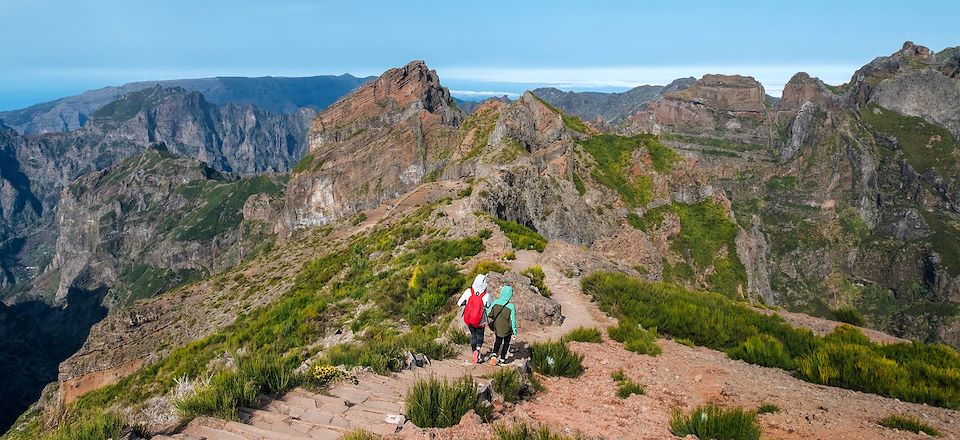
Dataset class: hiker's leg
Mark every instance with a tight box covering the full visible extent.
[498,335,512,358]
[492,336,503,357]
[469,327,482,352]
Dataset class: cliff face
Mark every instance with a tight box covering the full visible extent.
[39,149,283,305]
[283,61,463,227]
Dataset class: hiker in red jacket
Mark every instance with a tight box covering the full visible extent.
[458,274,490,363]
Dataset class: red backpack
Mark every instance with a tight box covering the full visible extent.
[463,288,487,328]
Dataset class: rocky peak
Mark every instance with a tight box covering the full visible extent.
[777,72,839,112]
[310,60,460,135]
[667,74,767,114]
[284,61,463,228]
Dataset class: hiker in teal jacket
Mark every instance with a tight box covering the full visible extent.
[487,285,517,366]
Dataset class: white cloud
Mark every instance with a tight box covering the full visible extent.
[449,90,521,100]
[437,64,859,97]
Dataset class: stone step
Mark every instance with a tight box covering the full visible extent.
[180,423,248,440]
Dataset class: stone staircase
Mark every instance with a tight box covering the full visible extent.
[154,354,504,440]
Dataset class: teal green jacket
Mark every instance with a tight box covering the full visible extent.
[488,285,517,336]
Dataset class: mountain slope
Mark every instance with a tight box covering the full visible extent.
[0,74,372,135]
[532,77,695,124]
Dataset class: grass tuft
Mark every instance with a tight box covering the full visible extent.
[757,403,781,414]
[405,375,481,428]
[530,341,584,378]
[51,412,126,440]
[562,327,603,343]
[493,218,547,252]
[607,321,661,356]
[491,367,525,403]
[610,369,644,399]
[522,265,551,297]
[879,414,940,437]
[669,404,762,440]
[494,422,577,440]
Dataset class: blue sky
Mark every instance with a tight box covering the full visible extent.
[1,0,958,110]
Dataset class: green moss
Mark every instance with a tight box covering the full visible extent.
[571,172,586,196]
[493,218,547,252]
[861,103,958,177]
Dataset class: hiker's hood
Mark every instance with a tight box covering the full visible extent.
[494,285,513,304]
[472,274,488,292]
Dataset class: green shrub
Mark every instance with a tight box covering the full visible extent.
[504,251,517,260]
[404,263,464,325]
[675,338,696,347]
[492,367,525,403]
[240,354,294,395]
[607,321,661,356]
[473,260,510,277]
[311,364,349,387]
[174,368,259,420]
[581,271,960,410]
[405,375,481,428]
[478,228,492,239]
[494,422,576,440]
[727,334,795,370]
[493,218,547,252]
[449,329,470,345]
[610,370,644,399]
[51,412,126,440]
[879,414,940,437]
[669,404,762,440]
[530,341,583,378]
[562,327,603,343]
[522,265,551,297]
[340,430,381,440]
[757,403,780,414]
[324,330,455,375]
[578,134,673,207]
[831,306,866,327]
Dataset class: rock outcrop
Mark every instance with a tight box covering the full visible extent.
[283,61,463,228]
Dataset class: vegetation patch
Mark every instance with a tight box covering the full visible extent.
[50,412,126,440]
[521,265,551,297]
[662,133,767,152]
[607,321,661,356]
[610,369,644,399]
[494,423,577,440]
[582,271,960,409]
[861,103,958,177]
[562,327,602,343]
[831,305,866,326]
[491,368,525,403]
[578,134,676,207]
[405,375,485,428]
[493,218,547,252]
[756,403,781,414]
[175,175,284,242]
[531,93,590,134]
[669,404,762,440]
[530,341,584,378]
[879,414,940,437]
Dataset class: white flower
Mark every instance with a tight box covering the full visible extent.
[546,356,555,366]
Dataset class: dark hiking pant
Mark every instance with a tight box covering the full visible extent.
[469,326,485,352]
[493,335,512,358]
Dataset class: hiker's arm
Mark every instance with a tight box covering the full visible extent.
[456,290,469,306]
[510,305,517,335]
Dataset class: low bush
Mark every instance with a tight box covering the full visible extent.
[522,266,551,297]
[494,422,576,440]
[404,262,464,325]
[727,334,795,370]
[405,375,481,428]
[562,327,603,343]
[311,364,348,387]
[879,414,940,437]
[610,370,644,399]
[530,341,583,378]
[493,218,547,252]
[607,321,661,356]
[174,368,259,420]
[473,260,510,277]
[51,412,126,440]
[491,367,525,403]
[504,251,517,260]
[757,403,780,414]
[832,306,866,327]
[448,329,470,345]
[324,330,455,375]
[581,271,960,409]
[241,354,294,395]
[669,404,762,440]
[340,430,381,440]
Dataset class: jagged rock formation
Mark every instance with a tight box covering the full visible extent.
[0,74,370,135]
[283,60,463,227]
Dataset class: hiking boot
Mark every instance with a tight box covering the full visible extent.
[472,350,480,364]
[489,355,499,366]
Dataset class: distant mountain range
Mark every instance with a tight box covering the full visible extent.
[0,74,373,135]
